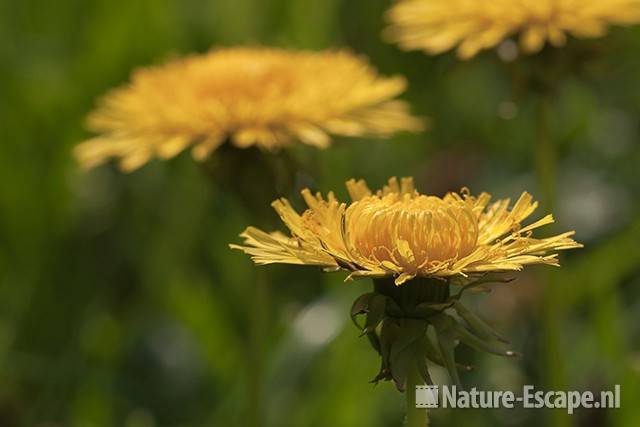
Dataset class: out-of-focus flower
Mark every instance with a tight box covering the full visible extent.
[74,47,424,171]
[384,0,640,59]
[230,177,582,285]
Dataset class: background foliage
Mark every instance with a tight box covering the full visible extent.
[2,0,640,426]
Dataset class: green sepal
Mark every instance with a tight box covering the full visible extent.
[431,314,462,387]
[389,319,427,362]
[354,277,519,391]
[449,274,514,288]
[413,337,432,384]
[390,341,413,391]
[424,327,473,372]
[423,328,444,365]
[350,292,375,330]
[366,330,382,355]
[391,339,433,391]
[450,275,515,299]
[384,296,403,317]
[453,300,509,344]
[388,319,427,390]
[371,319,401,383]
[415,300,456,317]
[361,294,387,336]
[449,318,519,358]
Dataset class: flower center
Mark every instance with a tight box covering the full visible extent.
[346,194,478,272]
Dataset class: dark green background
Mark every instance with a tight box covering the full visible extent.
[2,1,640,426]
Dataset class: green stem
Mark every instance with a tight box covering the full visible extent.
[247,268,269,427]
[535,91,570,427]
[534,92,555,211]
[205,145,296,427]
[405,361,429,427]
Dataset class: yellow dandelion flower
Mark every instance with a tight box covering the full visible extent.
[231,177,582,285]
[74,47,424,171]
[232,178,583,390]
[384,0,640,59]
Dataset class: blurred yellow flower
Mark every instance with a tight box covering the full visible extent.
[385,0,640,59]
[74,47,424,171]
[231,177,582,285]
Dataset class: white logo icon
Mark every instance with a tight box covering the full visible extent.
[416,385,439,408]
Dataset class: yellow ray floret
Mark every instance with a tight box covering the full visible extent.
[230,177,582,285]
[74,47,425,171]
[385,0,640,59]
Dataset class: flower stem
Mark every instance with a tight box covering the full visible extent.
[405,362,429,427]
[248,268,269,427]
[534,92,555,211]
[535,90,570,427]
[204,145,296,427]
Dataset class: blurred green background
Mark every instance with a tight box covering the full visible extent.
[2,0,640,426]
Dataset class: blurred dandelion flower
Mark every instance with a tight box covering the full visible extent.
[74,47,424,171]
[231,177,582,285]
[384,0,640,59]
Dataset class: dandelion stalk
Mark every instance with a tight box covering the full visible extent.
[534,87,570,427]
[405,362,429,427]
[534,91,555,211]
[207,144,297,427]
[248,268,269,427]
